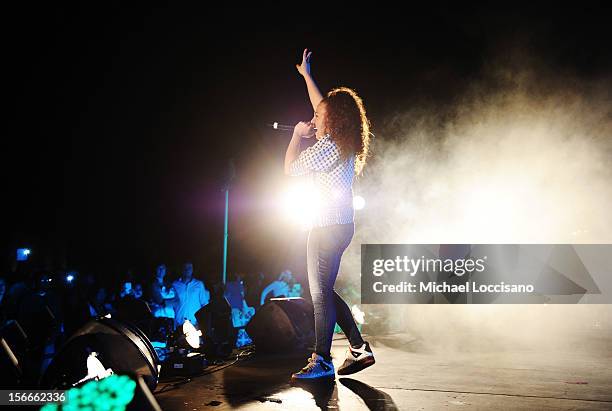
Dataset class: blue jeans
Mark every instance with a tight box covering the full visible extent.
[307,222,365,358]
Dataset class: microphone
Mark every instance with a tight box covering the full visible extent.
[267,122,295,131]
[268,122,318,137]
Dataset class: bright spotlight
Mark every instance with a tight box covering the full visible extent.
[353,195,365,210]
[66,274,75,283]
[280,182,321,229]
[182,320,202,349]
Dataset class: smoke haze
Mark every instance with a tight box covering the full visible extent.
[341,54,612,353]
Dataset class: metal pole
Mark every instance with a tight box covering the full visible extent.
[222,188,229,284]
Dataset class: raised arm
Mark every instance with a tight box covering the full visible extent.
[296,48,324,112]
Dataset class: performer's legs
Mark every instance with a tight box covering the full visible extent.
[294,223,374,380]
[307,223,356,359]
[307,226,338,360]
[333,290,365,348]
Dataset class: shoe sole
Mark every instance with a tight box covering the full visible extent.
[290,374,335,384]
[337,356,375,376]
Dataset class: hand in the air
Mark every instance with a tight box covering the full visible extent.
[295,48,312,77]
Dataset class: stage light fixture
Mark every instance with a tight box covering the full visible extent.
[162,320,207,377]
[166,319,202,351]
[41,317,160,392]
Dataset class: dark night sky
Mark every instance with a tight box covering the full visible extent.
[4,4,611,283]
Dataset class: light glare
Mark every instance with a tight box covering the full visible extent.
[353,195,365,210]
[182,320,202,349]
[280,182,321,229]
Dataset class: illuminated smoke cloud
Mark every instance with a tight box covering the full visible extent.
[339,56,612,352]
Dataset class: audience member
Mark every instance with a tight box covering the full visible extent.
[172,262,209,328]
[149,264,176,319]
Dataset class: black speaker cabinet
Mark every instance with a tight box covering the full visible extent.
[246,297,314,352]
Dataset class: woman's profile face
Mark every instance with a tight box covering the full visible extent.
[312,102,327,140]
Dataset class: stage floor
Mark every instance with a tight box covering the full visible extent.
[154,333,612,410]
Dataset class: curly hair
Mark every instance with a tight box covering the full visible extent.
[321,87,371,175]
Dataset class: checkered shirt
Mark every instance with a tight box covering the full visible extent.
[288,134,355,228]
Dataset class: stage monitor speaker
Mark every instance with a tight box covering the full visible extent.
[196,293,235,358]
[246,297,314,352]
[41,317,160,391]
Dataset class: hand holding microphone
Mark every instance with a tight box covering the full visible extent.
[293,121,316,139]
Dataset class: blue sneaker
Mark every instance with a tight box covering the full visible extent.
[291,353,335,381]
